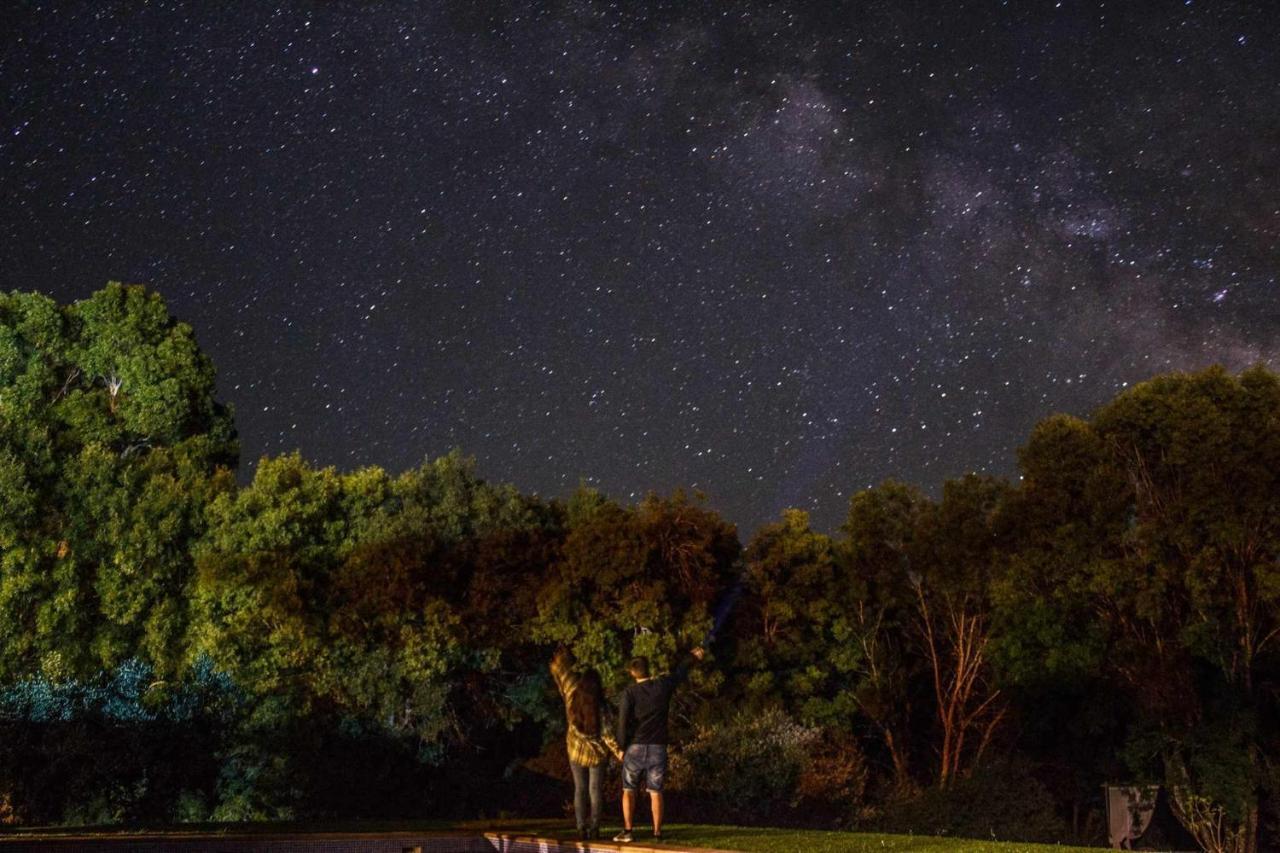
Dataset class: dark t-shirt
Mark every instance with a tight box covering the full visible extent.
[616,657,693,748]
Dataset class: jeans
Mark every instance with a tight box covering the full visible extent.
[569,761,603,830]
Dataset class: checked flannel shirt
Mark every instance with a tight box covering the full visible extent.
[550,648,621,768]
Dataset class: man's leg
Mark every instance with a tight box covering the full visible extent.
[649,791,663,834]
[615,744,643,841]
[621,788,635,830]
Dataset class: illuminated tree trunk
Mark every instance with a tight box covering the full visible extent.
[914,579,1006,788]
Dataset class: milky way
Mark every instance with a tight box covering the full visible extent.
[3,1,1277,532]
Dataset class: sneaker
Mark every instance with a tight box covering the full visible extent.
[612,828,634,842]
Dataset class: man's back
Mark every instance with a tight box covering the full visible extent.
[617,657,693,747]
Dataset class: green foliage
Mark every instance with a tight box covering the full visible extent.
[875,759,1068,844]
[0,284,236,683]
[995,367,1280,850]
[731,509,841,720]
[670,707,822,823]
[532,489,738,691]
[7,285,1280,847]
[190,450,557,762]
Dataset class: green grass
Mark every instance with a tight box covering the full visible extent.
[1,818,1104,853]
[655,825,1100,852]
[478,820,1101,852]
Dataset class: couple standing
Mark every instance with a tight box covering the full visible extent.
[550,644,705,842]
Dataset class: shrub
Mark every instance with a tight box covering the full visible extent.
[669,707,821,823]
[0,657,242,825]
[875,757,1068,843]
[794,728,869,824]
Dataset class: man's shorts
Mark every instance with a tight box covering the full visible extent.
[622,743,668,792]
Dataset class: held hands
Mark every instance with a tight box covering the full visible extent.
[690,646,706,661]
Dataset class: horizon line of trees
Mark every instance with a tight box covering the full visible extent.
[3,283,1279,853]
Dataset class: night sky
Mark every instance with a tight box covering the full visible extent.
[3,1,1277,533]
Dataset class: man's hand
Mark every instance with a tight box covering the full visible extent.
[614,748,624,761]
[691,646,706,661]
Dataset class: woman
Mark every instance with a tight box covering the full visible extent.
[550,646,623,840]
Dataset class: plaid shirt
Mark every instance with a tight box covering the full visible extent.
[551,649,620,768]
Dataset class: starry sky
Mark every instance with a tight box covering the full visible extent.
[3,1,1277,533]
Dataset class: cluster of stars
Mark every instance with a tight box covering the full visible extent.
[2,1,1276,531]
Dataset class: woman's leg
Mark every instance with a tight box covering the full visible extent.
[588,763,603,831]
[569,761,588,830]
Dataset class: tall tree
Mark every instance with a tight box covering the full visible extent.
[1001,367,1280,853]
[532,489,739,695]
[838,481,929,793]
[913,474,1012,788]
[730,509,841,720]
[0,284,236,681]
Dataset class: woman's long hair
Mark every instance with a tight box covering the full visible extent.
[568,670,603,736]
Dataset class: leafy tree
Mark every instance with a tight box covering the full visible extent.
[190,449,558,794]
[0,284,235,682]
[836,481,929,793]
[836,476,1012,792]
[730,509,841,720]
[914,474,1013,788]
[532,489,739,698]
[1000,367,1280,853]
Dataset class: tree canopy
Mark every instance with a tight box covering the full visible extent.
[3,284,1279,851]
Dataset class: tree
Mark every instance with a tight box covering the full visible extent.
[189,449,558,783]
[838,477,1011,792]
[532,489,739,698]
[913,474,1012,789]
[1002,367,1280,853]
[838,481,929,793]
[730,509,841,719]
[0,284,236,682]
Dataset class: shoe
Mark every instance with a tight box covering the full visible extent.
[589,826,600,840]
[577,827,589,840]
[613,828,634,842]
[653,832,664,842]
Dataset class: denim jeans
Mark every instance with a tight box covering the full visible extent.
[569,761,603,830]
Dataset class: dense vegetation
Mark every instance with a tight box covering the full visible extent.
[3,284,1279,852]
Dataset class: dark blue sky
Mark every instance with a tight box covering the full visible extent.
[3,1,1276,532]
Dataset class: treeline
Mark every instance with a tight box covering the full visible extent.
[2,284,1279,853]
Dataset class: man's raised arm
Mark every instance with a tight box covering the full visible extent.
[670,645,706,687]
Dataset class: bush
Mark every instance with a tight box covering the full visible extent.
[0,657,242,825]
[670,707,852,824]
[794,728,868,824]
[875,758,1068,843]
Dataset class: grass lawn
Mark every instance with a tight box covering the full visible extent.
[466,819,1103,852]
[654,826,1100,852]
[1,818,1104,853]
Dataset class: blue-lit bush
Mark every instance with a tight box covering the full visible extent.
[0,656,243,825]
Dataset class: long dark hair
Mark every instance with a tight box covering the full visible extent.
[568,670,603,736]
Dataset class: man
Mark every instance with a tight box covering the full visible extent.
[613,645,705,843]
